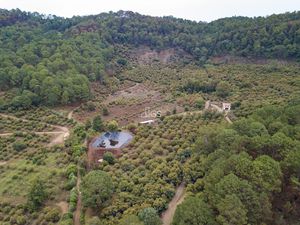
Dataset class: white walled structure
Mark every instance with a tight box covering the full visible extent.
[222,103,231,111]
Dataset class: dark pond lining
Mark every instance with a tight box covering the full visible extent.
[91,131,133,149]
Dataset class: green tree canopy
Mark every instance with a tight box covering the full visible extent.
[216,194,248,225]
[138,207,161,225]
[173,196,216,225]
[107,120,119,132]
[81,170,114,209]
[27,178,48,211]
[92,115,104,132]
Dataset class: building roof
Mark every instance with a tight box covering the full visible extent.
[139,120,155,124]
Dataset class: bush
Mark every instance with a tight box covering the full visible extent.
[103,152,115,164]
[69,188,78,212]
[195,99,205,109]
[59,218,73,225]
[138,207,162,225]
[86,101,96,111]
[12,141,27,152]
[117,58,128,66]
[92,116,104,132]
[107,120,118,132]
[15,216,26,225]
[81,171,114,209]
[60,212,73,221]
[66,164,77,177]
[27,179,48,211]
[66,173,77,190]
[86,216,102,225]
[216,81,231,98]
[102,107,109,116]
[45,208,60,222]
[119,215,143,225]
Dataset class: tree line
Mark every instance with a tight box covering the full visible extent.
[0,9,299,108]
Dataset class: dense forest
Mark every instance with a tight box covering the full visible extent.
[0,9,300,108]
[173,103,300,225]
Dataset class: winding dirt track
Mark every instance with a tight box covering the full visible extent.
[161,183,186,225]
[0,113,70,146]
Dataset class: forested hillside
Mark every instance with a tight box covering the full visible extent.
[0,8,300,225]
[173,103,300,225]
[0,9,300,108]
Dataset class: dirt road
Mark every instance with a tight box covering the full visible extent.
[0,161,7,166]
[161,183,186,225]
[68,110,74,120]
[0,113,70,146]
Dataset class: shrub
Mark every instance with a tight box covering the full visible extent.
[102,107,109,116]
[66,173,77,190]
[103,152,115,164]
[86,101,96,111]
[92,116,104,132]
[117,58,128,66]
[12,141,27,152]
[86,216,102,225]
[27,179,48,211]
[216,81,231,98]
[81,171,114,209]
[15,216,26,225]
[138,207,162,225]
[107,120,118,132]
[65,164,77,177]
[195,99,205,109]
[59,218,73,225]
[45,208,60,222]
[69,188,78,212]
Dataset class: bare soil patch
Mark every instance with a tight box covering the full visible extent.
[74,83,183,125]
[129,46,193,65]
[0,161,7,166]
[56,201,69,214]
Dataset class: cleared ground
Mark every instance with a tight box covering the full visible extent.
[74,82,183,125]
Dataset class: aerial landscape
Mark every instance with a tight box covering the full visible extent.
[0,1,299,225]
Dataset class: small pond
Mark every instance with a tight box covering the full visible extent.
[91,131,133,149]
